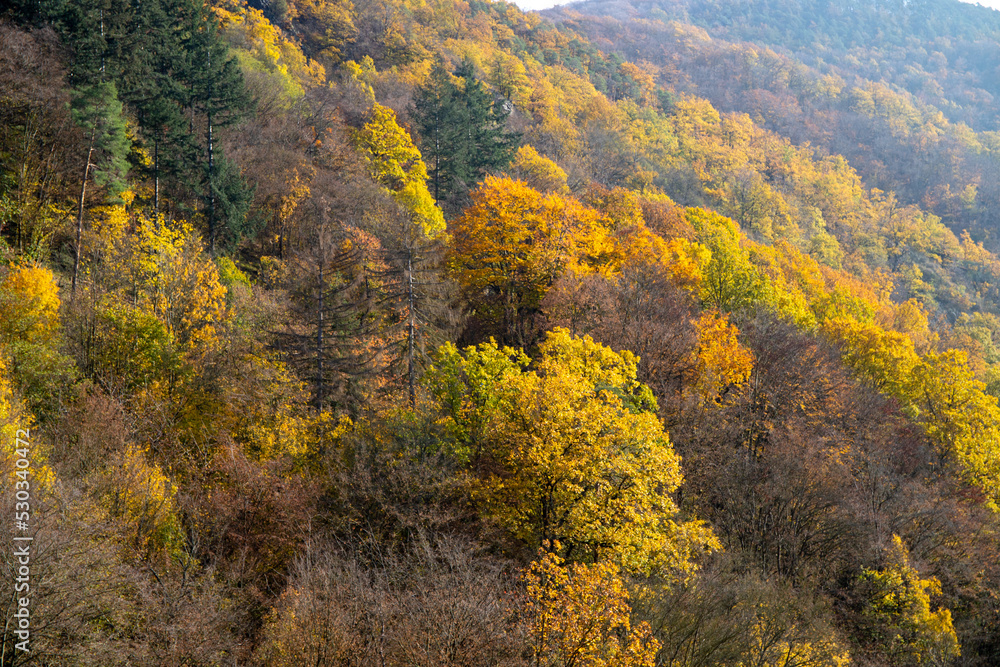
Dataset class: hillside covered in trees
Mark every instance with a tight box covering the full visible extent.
[4,0,1000,664]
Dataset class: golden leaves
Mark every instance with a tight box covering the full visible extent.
[857,535,960,665]
[525,548,659,667]
[693,309,754,402]
[90,209,227,354]
[427,330,719,575]
[0,262,61,344]
[351,103,445,236]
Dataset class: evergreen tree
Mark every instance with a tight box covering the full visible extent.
[125,0,192,214]
[412,59,460,204]
[161,0,252,253]
[177,0,254,253]
[60,0,131,294]
[453,57,518,181]
[412,57,518,209]
[70,80,130,294]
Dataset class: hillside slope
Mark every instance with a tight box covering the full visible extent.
[2,0,1000,664]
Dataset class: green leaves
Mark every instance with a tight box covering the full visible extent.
[70,80,130,200]
[412,57,519,207]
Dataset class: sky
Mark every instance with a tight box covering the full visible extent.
[959,0,1000,9]
[510,0,1000,11]
[510,0,567,11]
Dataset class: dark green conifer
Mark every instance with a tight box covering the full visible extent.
[412,57,518,209]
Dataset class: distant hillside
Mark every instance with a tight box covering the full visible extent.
[544,0,1000,247]
[547,0,1000,130]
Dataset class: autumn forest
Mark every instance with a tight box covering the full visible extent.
[4,0,1000,663]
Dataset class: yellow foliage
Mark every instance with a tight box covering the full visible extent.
[0,263,61,344]
[351,103,445,236]
[693,310,754,401]
[878,298,934,350]
[0,357,30,479]
[0,359,56,492]
[95,443,183,562]
[489,51,532,106]
[244,381,353,467]
[586,186,646,231]
[508,144,570,194]
[426,330,719,575]
[341,58,377,108]
[689,207,773,313]
[447,177,609,341]
[91,209,227,353]
[825,316,1000,509]
[903,350,1000,510]
[740,612,851,667]
[858,535,960,665]
[822,317,920,396]
[609,223,711,294]
[215,0,325,99]
[525,549,659,667]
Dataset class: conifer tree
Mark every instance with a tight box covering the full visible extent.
[178,0,253,253]
[453,57,518,181]
[65,0,130,294]
[412,57,518,208]
[279,222,380,412]
[412,59,460,204]
[125,0,192,214]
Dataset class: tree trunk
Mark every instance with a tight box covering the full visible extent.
[153,138,159,214]
[316,232,325,409]
[207,108,215,254]
[407,248,416,408]
[72,127,97,296]
[206,46,216,254]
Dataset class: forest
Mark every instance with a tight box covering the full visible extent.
[3,0,1000,664]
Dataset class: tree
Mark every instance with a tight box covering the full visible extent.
[69,80,130,294]
[178,0,253,253]
[508,144,570,194]
[855,535,960,666]
[124,0,191,214]
[351,102,445,237]
[0,262,76,421]
[688,207,770,313]
[412,59,458,204]
[525,549,659,667]
[278,222,381,412]
[691,309,754,403]
[412,57,518,209]
[447,176,606,346]
[425,329,719,574]
[369,235,455,409]
[453,57,519,181]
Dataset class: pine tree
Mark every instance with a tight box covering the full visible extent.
[412,59,460,204]
[178,0,253,253]
[125,0,192,214]
[453,57,518,182]
[56,0,132,295]
[412,57,518,208]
